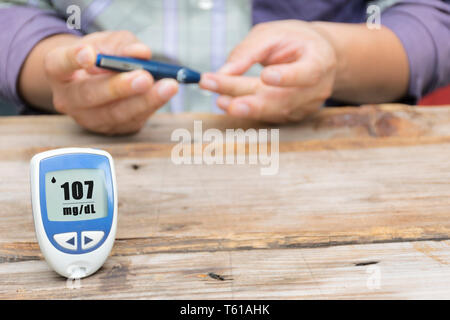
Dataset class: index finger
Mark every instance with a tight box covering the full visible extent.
[218,39,275,76]
[199,73,260,97]
[45,44,96,81]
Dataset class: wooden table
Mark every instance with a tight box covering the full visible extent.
[1,104,450,299]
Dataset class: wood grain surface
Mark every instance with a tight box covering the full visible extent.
[0,104,449,299]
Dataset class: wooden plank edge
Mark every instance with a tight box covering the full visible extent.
[4,135,450,162]
[1,230,449,264]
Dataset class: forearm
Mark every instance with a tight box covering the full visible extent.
[19,34,80,112]
[312,22,409,104]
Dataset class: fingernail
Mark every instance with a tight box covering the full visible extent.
[76,47,94,67]
[158,80,177,100]
[216,96,232,109]
[131,74,150,92]
[263,69,281,85]
[231,103,250,116]
[200,77,218,91]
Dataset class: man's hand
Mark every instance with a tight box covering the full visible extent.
[36,31,178,135]
[199,20,337,122]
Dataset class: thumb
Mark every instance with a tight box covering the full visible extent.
[45,44,96,80]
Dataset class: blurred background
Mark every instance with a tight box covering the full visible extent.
[419,85,450,107]
[0,99,18,116]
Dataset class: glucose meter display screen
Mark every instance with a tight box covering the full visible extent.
[45,169,108,221]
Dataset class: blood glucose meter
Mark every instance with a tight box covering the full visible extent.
[30,148,117,279]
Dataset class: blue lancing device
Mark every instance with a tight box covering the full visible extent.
[96,54,201,84]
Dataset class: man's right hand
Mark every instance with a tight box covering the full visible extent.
[42,31,178,135]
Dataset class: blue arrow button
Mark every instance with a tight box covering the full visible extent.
[81,231,104,250]
[66,237,75,246]
[84,236,93,245]
[54,232,77,250]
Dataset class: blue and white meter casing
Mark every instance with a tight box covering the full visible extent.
[30,148,118,279]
